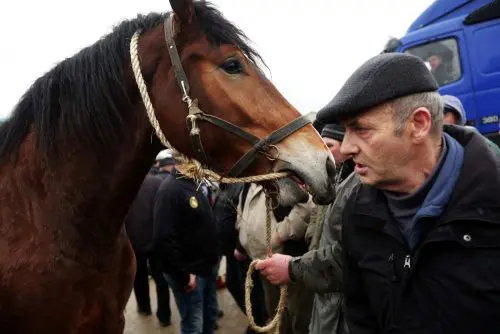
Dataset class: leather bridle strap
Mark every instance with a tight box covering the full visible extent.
[164,12,191,102]
[226,115,311,177]
[163,12,312,177]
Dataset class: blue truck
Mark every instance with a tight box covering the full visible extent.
[383,0,500,143]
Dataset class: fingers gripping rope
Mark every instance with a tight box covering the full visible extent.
[244,196,288,333]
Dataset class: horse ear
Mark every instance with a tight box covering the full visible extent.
[169,0,195,25]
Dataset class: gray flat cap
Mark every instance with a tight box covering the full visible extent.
[316,53,439,123]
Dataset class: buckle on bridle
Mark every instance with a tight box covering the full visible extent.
[187,114,200,136]
[260,144,280,161]
[181,81,194,107]
[186,98,204,136]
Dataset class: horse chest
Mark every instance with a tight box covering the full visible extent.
[0,237,135,333]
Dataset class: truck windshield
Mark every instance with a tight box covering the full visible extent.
[404,38,462,87]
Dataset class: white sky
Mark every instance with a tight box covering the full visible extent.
[0,0,434,119]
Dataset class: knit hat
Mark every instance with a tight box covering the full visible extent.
[316,53,439,123]
[442,95,466,126]
[321,123,345,142]
[313,118,325,134]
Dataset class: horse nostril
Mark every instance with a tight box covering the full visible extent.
[326,157,336,182]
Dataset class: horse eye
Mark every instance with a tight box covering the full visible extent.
[220,59,244,74]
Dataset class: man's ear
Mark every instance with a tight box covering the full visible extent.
[410,107,433,142]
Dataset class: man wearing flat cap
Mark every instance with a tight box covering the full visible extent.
[315,52,500,334]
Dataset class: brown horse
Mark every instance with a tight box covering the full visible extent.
[0,1,335,333]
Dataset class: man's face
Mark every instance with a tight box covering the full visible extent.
[426,55,443,72]
[323,137,350,166]
[443,110,459,125]
[161,164,174,173]
[340,104,415,190]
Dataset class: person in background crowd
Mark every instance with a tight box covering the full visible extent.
[256,120,356,334]
[151,149,176,179]
[237,183,314,334]
[441,94,500,155]
[321,123,355,183]
[441,95,466,126]
[423,42,456,86]
[317,52,500,333]
[212,183,268,333]
[201,180,226,327]
[305,122,354,251]
[124,168,171,327]
[154,161,219,334]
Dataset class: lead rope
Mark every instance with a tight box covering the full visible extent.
[130,31,288,332]
[244,195,287,333]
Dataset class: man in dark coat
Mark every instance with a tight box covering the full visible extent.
[314,52,500,334]
[154,166,219,334]
[124,171,171,326]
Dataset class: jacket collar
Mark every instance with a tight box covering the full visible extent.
[352,126,500,229]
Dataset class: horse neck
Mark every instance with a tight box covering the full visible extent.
[18,109,160,259]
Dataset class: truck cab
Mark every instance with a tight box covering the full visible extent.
[384,0,500,142]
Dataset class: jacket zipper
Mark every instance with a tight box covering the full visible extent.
[403,255,411,270]
[400,254,413,295]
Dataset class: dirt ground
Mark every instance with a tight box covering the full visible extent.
[124,259,249,334]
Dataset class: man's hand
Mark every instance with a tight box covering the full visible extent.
[185,274,197,292]
[255,254,293,285]
[234,248,247,262]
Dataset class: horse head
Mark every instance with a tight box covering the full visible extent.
[134,0,336,205]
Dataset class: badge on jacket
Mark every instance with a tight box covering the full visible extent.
[189,196,199,209]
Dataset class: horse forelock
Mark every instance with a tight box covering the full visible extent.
[193,1,265,68]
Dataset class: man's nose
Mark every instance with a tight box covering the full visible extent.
[340,131,355,156]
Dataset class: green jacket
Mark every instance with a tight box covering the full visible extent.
[304,205,328,251]
[289,173,361,334]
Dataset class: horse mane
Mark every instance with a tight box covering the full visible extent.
[0,1,262,163]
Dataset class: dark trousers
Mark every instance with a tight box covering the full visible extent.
[225,255,268,332]
[163,263,219,334]
[134,251,171,323]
